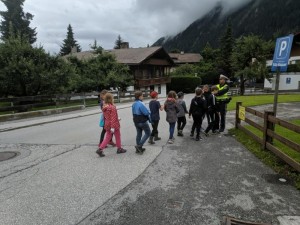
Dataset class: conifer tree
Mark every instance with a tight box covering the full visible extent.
[59,24,81,56]
[114,35,123,49]
[219,20,234,77]
[0,0,37,44]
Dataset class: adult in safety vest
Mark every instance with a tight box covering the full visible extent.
[215,74,230,132]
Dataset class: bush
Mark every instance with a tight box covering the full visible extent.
[167,76,201,93]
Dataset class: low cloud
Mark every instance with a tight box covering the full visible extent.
[0,0,251,54]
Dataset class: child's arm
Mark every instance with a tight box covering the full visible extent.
[182,101,188,114]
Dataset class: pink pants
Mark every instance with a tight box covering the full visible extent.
[100,128,121,150]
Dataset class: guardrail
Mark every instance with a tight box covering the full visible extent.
[235,102,300,172]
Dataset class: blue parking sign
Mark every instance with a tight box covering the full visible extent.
[271,34,294,72]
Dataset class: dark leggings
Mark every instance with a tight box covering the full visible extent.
[150,120,159,137]
[192,115,203,136]
[177,116,186,131]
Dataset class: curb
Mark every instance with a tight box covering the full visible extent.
[0,105,85,123]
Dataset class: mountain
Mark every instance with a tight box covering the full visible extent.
[153,0,300,53]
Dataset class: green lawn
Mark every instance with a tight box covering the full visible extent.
[227,94,300,111]
[244,120,300,164]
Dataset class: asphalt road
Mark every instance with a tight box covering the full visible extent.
[0,95,299,225]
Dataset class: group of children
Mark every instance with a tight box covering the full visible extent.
[96,86,221,157]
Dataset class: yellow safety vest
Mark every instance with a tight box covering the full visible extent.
[216,84,229,101]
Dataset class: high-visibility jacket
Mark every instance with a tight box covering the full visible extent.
[216,84,229,101]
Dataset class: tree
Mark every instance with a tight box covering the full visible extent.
[114,35,123,49]
[59,24,81,56]
[218,20,234,77]
[66,52,133,92]
[170,64,198,77]
[0,0,37,44]
[231,35,273,95]
[197,43,220,84]
[90,40,103,54]
[0,35,74,96]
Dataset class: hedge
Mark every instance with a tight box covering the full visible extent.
[167,76,201,93]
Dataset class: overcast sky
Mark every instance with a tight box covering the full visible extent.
[0,0,251,54]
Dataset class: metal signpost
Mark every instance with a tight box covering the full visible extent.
[271,34,294,116]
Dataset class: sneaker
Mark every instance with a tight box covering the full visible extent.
[154,136,161,141]
[117,148,127,154]
[135,145,144,154]
[96,149,105,157]
[172,137,175,141]
[177,130,183,136]
[195,136,200,141]
[190,133,194,137]
[167,139,174,144]
[219,128,224,133]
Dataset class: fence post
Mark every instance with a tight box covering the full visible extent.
[83,93,86,108]
[262,111,274,149]
[117,91,120,103]
[235,102,242,129]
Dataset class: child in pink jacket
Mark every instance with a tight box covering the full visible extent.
[96,93,126,157]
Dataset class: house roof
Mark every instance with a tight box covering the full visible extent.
[169,52,203,64]
[65,46,173,65]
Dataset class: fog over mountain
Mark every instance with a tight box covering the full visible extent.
[153,0,300,53]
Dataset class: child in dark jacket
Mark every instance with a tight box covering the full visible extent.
[189,88,207,141]
[176,92,188,136]
[149,91,164,144]
[204,85,220,135]
[164,91,179,144]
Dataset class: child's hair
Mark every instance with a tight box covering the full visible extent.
[134,91,143,100]
[168,90,177,98]
[104,93,114,104]
[203,84,210,91]
[210,85,219,92]
[177,91,184,98]
[195,88,202,96]
[100,89,108,97]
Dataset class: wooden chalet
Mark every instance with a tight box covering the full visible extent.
[67,45,173,97]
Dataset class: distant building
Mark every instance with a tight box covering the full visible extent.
[265,33,300,91]
[169,52,203,72]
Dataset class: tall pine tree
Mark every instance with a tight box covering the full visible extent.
[114,35,123,49]
[218,20,234,77]
[0,0,37,44]
[59,24,81,56]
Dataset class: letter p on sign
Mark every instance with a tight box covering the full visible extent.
[279,41,287,57]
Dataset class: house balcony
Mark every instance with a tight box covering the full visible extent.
[136,77,171,87]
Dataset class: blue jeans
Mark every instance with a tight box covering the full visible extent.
[169,122,176,139]
[134,122,151,147]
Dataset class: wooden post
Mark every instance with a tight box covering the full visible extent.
[235,102,242,129]
[262,111,274,149]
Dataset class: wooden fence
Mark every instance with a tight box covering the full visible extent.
[0,90,151,114]
[235,102,300,172]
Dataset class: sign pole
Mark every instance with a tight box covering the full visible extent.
[273,67,280,116]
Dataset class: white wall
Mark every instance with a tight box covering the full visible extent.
[264,73,300,90]
[154,84,167,97]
